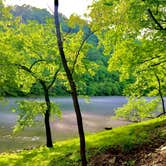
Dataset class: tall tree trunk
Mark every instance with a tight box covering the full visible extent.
[54,1,87,165]
[41,81,53,147]
[155,73,165,114]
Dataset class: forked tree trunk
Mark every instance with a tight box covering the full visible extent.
[54,1,87,165]
[41,81,53,147]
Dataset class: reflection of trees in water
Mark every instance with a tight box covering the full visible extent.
[0,96,130,152]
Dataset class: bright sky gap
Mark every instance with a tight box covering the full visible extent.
[4,0,93,17]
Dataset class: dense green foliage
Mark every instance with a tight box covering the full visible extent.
[89,0,166,118]
[13,100,61,133]
[89,0,166,97]
[0,116,166,165]
[1,4,125,97]
[1,2,165,96]
[115,97,161,122]
[0,1,20,96]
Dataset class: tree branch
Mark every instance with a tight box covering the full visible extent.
[151,60,166,67]
[142,0,165,30]
[138,55,162,64]
[61,85,72,94]
[147,8,165,30]
[29,59,46,70]
[14,63,39,80]
[71,30,98,74]
[47,65,61,90]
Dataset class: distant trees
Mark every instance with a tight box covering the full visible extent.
[11,5,52,24]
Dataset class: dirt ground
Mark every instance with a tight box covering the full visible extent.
[89,128,166,166]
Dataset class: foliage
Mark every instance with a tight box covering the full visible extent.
[0,2,61,146]
[0,3,100,150]
[0,14,61,92]
[0,116,166,165]
[10,5,52,24]
[0,3,126,97]
[2,1,165,98]
[0,1,22,96]
[115,97,161,122]
[108,37,166,97]
[89,0,166,97]
[12,100,61,133]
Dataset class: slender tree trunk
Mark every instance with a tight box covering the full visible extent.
[54,1,87,165]
[160,94,166,114]
[41,81,53,147]
[155,73,165,114]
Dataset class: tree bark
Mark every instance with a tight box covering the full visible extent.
[41,81,53,147]
[155,73,165,114]
[54,1,87,165]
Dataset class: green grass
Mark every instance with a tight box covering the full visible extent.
[0,116,166,166]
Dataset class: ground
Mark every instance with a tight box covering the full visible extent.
[0,117,165,166]
[90,126,166,166]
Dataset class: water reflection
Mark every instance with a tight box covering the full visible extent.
[0,96,128,152]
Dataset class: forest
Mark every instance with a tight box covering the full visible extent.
[1,4,126,97]
[0,0,166,165]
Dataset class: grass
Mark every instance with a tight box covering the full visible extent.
[0,116,166,166]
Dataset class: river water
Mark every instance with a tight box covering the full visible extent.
[0,96,130,153]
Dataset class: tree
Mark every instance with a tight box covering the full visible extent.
[115,97,160,122]
[0,0,19,96]
[0,16,61,147]
[1,0,98,151]
[89,0,166,115]
[54,0,87,165]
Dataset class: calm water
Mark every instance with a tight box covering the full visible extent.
[0,96,129,153]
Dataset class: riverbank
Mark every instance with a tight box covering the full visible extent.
[0,116,166,165]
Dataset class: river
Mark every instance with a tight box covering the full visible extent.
[0,96,130,153]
